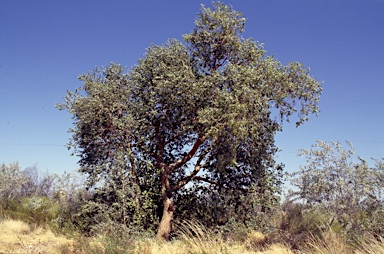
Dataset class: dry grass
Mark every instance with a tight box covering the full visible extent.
[1,218,383,254]
[93,225,383,254]
[0,219,76,254]
[129,220,293,254]
[130,239,293,254]
[301,228,384,254]
[302,228,352,254]
[355,235,384,254]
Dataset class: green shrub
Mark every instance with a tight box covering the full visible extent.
[289,141,384,237]
[0,196,60,228]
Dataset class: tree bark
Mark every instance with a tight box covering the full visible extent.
[156,162,175,241]
[156,193,175,241]
[156,134,206,240]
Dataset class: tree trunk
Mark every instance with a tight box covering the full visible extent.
[156,193,175,241]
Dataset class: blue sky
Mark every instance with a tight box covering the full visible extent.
[1,1,383,187]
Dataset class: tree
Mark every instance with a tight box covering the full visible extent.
[289,140,384,234]
[58,2,322,240]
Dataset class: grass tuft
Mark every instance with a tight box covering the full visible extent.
[355,234,384,254]
[302,227,351,254]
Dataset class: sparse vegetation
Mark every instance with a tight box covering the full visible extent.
[0,161,383,254]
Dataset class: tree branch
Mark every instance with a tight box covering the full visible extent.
[172,164,203,192]
[192,176,251,192]
[169,133,205,171]
[172,137,217,192]
[192,176,222,187]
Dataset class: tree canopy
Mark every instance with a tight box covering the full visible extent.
[58,2,322,240]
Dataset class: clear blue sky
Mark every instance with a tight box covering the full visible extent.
[1,1,383,184]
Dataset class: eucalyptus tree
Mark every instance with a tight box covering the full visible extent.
[58,2,322,240]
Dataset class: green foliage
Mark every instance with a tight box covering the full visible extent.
[289,140,384,236]
[282,203,340,235]
[73,180,159,236]
[58,2,322,237]
[50,172,91,235]
[78,221,140,254]
[0,163,61,228]
[1,196,60,228]
[0,163,88,233]
[175,183,282,234]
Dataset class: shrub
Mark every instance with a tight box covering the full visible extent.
[2,196,60,228]
[289,141,384,237]
[0,162,26,201]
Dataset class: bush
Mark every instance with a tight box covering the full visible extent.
[257,201,345,251]
[2,196,60,228]
[289,141,384,237]
[0,162,26,201]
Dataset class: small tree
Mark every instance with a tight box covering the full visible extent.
[289,140,384,233]
[58,2,322,240]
